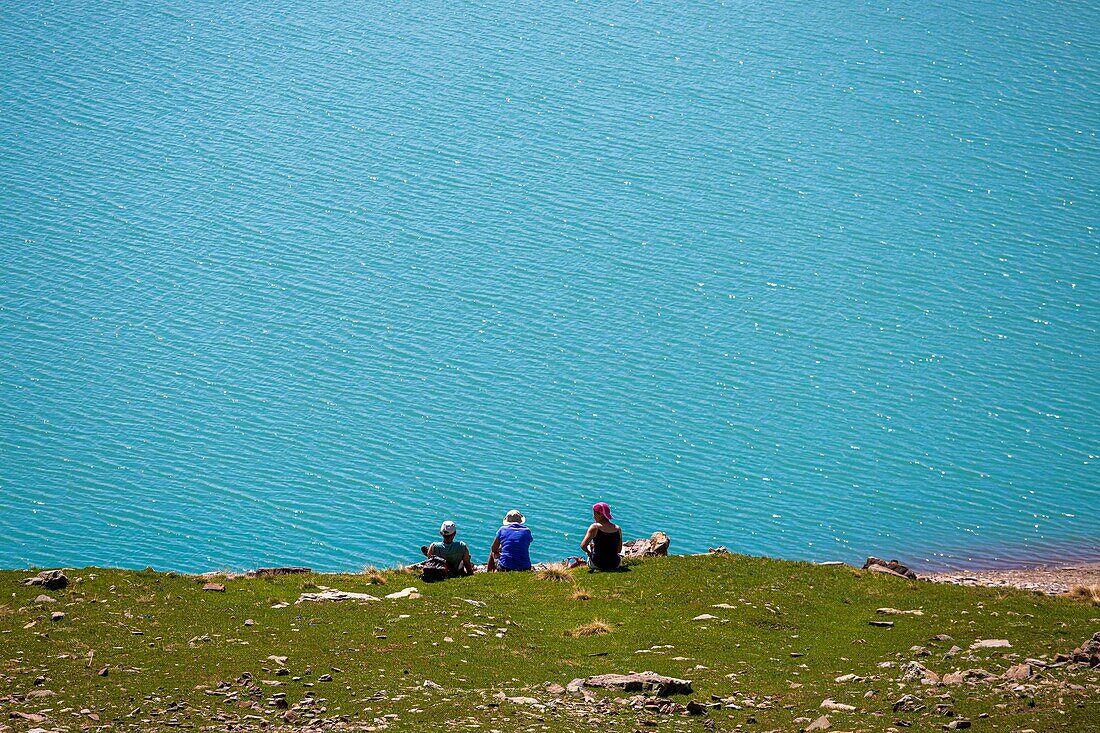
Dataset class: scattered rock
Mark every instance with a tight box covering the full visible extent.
[22,570,69,590]
[869,620,894,628]
[423,680,443,690]
[10,712,48,723]
[249,567,311,577]
[900,661,939,684]
[582,671,693,696]
[806,715,831,731]
[26,689,55,699]
[944,645,962,659]
[97,666,109,676]
[892,694,923,713]
[863,557,917,580]
[685,700,708,715]
[708,546,729,555]
[1002,663,1032,680]
[1069,631,1100,667]
[384,587,421,600]
[820,698,856,712]
[877,608,924,616]
[460,598,487,608]
[622,531,671,558]
[970,638,1011,649]
[34,595,57,604]
[202,582,226,592]
[942,669,994,685]
[244,618,255,626]
[943,720,971,730]
[295,589,380,603]
[834,674,862,683]
[692,614,717,621]
[50,611,65,622]
[317,673,333,682]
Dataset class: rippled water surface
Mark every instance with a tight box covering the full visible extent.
[2,1,1097,572]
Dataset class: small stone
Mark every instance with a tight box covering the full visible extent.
[98,665,109,676]
[685,700,707,715]
[692,614,717,621]
[820,698,856,712]
[869,620,894,628]
[244,618,255,626]
[835,674,861,683]
[50,611,65,622]
[943,721,971,730]
[969,639,1010,650]
[806,715,831,731]
[202,582,226,592]
[35,595,57,604]
[1002,663,1032,680]
[318,673,333,682]
[384,587,421,600]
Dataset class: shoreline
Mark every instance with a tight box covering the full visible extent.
[922,560,1100,596]
[11,550,1100,597]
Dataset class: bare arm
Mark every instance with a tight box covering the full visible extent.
[580,523,598,554]
[462,546,474,575]
[490,534,503,567]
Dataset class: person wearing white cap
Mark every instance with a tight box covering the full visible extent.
[426,520,474,576]
[486,509,533,572]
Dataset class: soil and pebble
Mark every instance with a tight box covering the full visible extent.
[1,554,1098,732]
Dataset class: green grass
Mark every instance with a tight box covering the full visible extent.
[1,555,1098,731]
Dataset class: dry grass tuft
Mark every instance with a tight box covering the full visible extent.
[570,588,592,601]
[361,565,387,585]
[536,563,573,582]
[1068,584,1100,605]
[565,620,612,637]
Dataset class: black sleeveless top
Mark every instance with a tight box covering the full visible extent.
[591,527,622,570]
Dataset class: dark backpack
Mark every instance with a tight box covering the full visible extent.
[420,556,449,582]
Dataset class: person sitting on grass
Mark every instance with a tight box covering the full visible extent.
[424,520,474,576]
[487,509,532,572]
[581,502,622,571]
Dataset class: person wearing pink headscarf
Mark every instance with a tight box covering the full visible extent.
[580,502,622,571]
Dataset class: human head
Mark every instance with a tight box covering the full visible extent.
[440,520,457,539]
[592,502,612,521]
[503,509,525,525]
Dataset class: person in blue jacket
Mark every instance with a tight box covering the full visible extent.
[487,509,532,571]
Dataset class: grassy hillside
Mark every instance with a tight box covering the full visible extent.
[1,554,1097,732]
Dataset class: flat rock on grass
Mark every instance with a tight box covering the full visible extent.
[969,639,1010,649]
[820,698,856,712]
[580,671,693,697]
[295,589,381,603]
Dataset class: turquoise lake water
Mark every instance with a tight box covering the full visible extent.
[1,1,1097,572]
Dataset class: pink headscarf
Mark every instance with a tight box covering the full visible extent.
[592,502,613,521]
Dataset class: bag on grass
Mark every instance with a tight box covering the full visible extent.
[420,556,450,582]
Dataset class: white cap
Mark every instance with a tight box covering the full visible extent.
[503,509,525,525]
[440,520,457,536]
